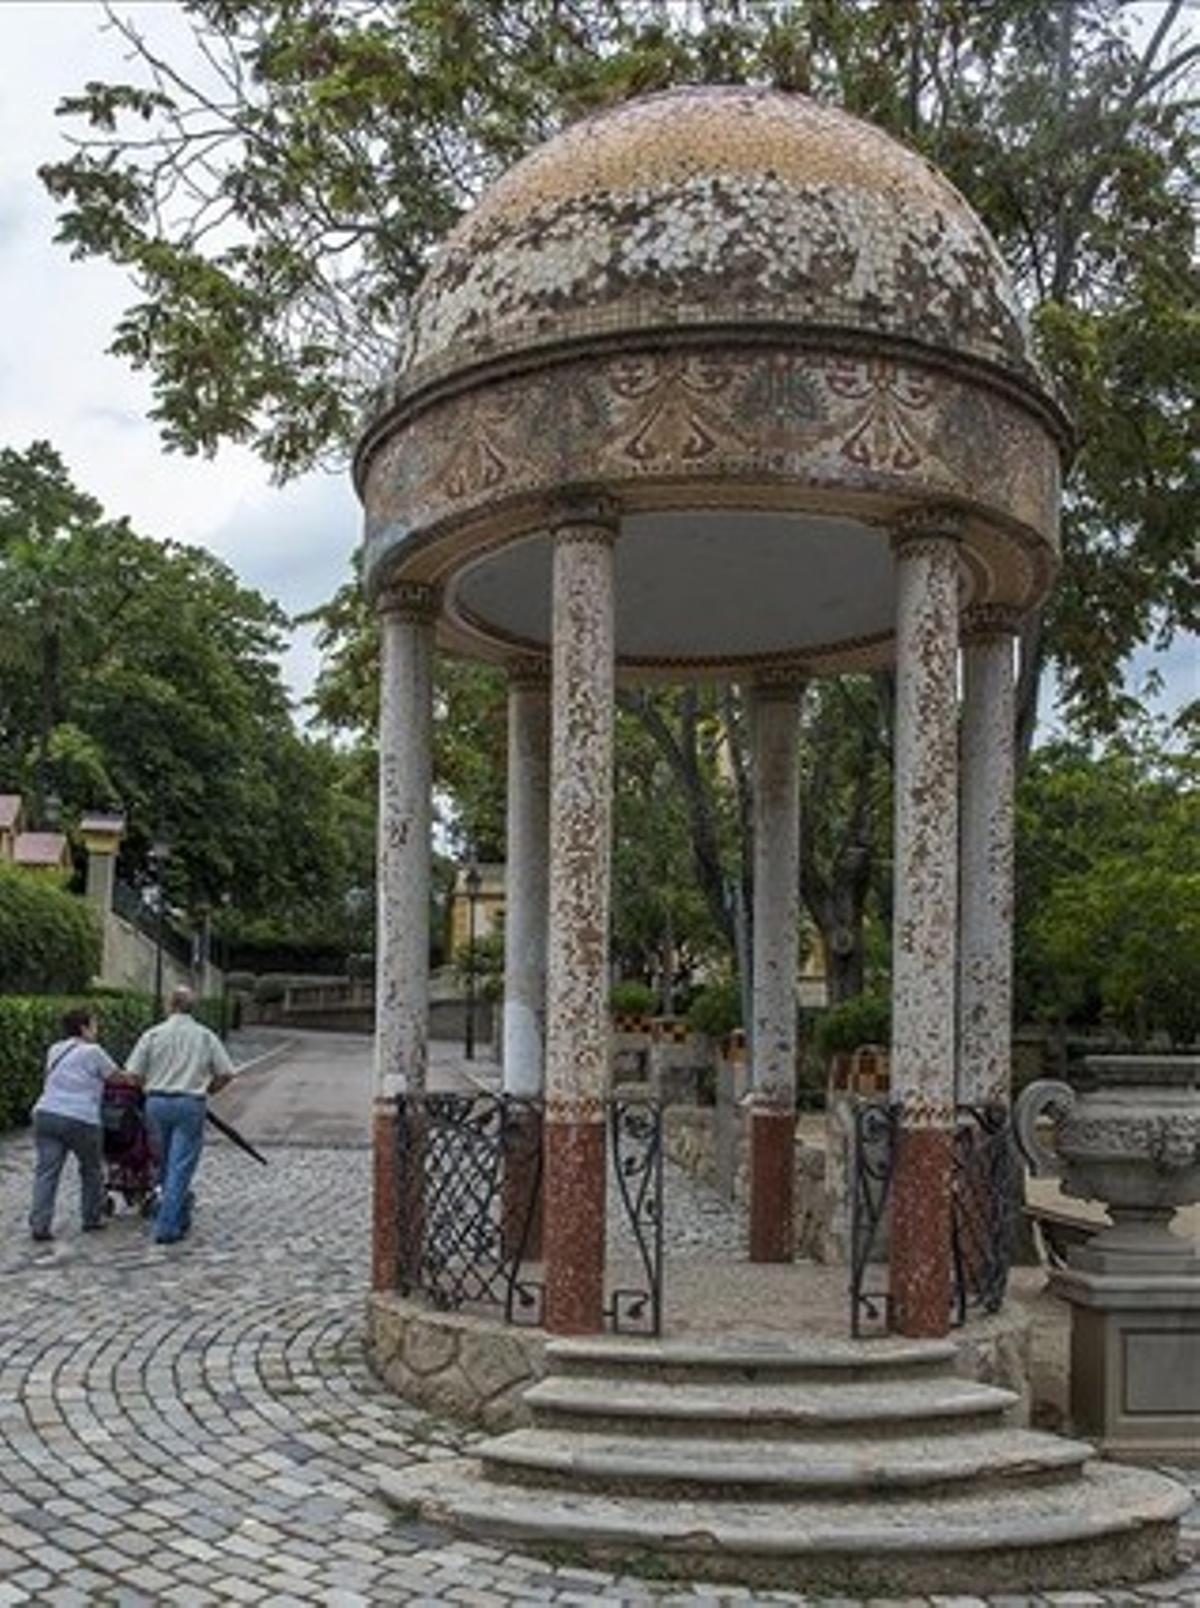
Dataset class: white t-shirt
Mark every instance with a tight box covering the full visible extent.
[34,1037,116,1126]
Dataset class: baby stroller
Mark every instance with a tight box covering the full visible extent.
[101,1083,159,1217]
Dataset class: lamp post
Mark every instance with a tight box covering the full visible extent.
[464,862,482,1060]
[147,839,171,1017]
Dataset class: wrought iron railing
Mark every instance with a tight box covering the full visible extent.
[607,1095,664,1334]
[951,1103,1018,1324]
[849,1099,1018,1335]
[393,1090,664,1335]
[849,1100,899,1337]
[395,1092,544,1324]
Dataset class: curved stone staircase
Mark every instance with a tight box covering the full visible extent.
[378,1334,1190,1595]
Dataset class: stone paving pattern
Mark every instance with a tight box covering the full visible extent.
[1,1127,1196,1606]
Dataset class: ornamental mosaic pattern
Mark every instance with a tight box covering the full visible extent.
[363,346,1060,591]
[390,89,1041,401]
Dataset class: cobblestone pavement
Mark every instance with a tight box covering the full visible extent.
[1,1131,1196,1607]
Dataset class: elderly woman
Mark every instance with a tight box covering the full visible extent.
[28,1004,123,1241]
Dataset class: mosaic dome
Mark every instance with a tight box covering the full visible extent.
[397,86,1041,402]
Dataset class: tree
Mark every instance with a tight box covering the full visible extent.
[0,441,361,938]
[41,2,1198,994]
[1015,728,1200,1044]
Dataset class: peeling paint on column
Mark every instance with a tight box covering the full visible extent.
[890,521,962,1128]
[543,498,618,1335]
[889,516,961,1339]
[374,582,437,1103]
[503,658,551,1099]
[959,607,1020,1107]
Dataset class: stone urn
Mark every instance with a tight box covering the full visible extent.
[1015,1055,1200,1273]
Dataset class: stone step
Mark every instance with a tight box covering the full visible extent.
[523,1372,1020,1439]
[379,1456,1190,1596]
[478,1423,1091,1499]
[545,1334,960,1385]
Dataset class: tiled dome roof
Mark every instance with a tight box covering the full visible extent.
[398,86,1041,398]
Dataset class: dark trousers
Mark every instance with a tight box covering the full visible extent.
[30,1111,104,1235]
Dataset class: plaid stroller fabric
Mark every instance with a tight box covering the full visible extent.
[100,1083,158,1215]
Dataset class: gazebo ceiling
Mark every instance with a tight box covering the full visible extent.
[449,510,905,675]
[356,87,1069,667]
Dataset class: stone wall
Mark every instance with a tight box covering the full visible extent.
[366,1295,549,1430]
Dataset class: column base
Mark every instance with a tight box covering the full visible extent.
[543,1118,606,1334]
[890,1124,952,1337]
[748,1107,796,1263]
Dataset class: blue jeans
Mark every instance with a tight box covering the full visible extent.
[145,1094,205,1242]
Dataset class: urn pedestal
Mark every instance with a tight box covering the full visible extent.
[1016,1055,1200,1463]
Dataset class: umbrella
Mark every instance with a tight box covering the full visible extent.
[205,1107,268,1165]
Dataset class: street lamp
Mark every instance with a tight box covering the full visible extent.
[463,861,482,1060]
[147,839,171,1017]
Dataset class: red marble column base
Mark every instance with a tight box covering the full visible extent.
[890,1123,953,1338]
[502,1105,544,1262]
[371,1102,400,1292]
[543,1118,606,1334]
[748,1107,796,1263]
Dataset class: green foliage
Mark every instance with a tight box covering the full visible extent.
[686,978,743,1041]
[0,441,371,937]
[0,989,225,1130]
[609,980,655,1019]
[812,992,891,1063]
[1016,733,1200,1044]
[39,1,1199,737]
[0,865,100,994]
[452,933,505,1003]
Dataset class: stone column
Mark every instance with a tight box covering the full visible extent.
[958,607,1020,1109]
[79,813,125,984]
[748,672,804,1263]
[372,580,437,1293]
[503,658,551,1098]
[889,514,961,1339]
[502,657,551,1259]
[543,495,618,1335]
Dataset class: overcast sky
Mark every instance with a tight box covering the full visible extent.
[0,1,360,719]
[0,2,1193,729]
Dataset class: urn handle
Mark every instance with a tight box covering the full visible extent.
[1013,1078,1076,1177]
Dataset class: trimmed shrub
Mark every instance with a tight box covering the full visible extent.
[0,865,100,994]
[813,992,891,1063]
[686,978,742,1041]
[0,990,227,1131]
[609,980,655,1019]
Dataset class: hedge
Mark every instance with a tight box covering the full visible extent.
[0,991,226,1132]
[0,865,100,994]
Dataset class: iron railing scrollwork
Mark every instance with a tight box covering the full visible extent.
[849,1099,1018,1335]
[606,1096,664,1335]
[849,1099,899,1337]
[395,1091,544,1325]
[951,1103,1018,1325]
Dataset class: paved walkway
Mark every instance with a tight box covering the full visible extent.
[0,1036,1196,1605]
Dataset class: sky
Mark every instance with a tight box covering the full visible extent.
[0,1,360,719]
[0,2,1193,730]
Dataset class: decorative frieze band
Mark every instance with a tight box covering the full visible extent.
[750,667,808,702]
[376,579,441,623]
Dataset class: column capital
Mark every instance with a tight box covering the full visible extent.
[376,579,440,623]
[547,489,621,541]
[961,602,1023,641]
[891,503,966,558]
[750,666,808,703]
[506,654,551,689]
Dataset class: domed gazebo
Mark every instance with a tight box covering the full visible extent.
[354,86,1069,1341]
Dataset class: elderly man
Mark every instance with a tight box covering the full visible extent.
[126,986,235,1244]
